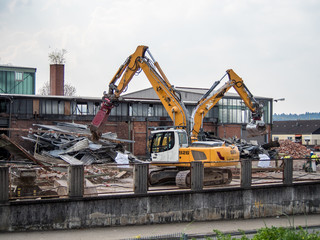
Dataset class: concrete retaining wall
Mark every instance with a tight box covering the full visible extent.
[1,182,319,232]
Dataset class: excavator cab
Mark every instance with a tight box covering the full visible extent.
[149,129,188,163]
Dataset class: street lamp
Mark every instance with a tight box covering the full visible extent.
[272,98,285,142]
[274,98,285,102]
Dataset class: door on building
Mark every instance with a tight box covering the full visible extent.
[295,134,302,144]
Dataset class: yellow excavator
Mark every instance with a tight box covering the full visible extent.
[191,69,267,141]
[90,45,189,140]
[90,45,266,187]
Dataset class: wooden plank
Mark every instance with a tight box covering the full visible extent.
[64,101,71,115]
[33,99,39,115]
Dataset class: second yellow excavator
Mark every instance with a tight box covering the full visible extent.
[90,45,267,187]
[191,69,267,141]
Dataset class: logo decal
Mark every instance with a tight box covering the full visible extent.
[217,152,225,160]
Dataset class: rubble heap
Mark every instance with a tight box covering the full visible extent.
[276,139,311,158]
[0,122,137,198]
[22,122,137,165]
[229,138,279,160]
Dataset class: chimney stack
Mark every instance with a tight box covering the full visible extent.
[50,64,64,95]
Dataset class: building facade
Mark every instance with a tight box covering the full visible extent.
[0,87,273,157]
[0,65,36,95]
[272,120,320,145]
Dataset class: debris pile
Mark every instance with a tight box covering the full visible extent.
[230,138,279,160]
[9,166,133,198]
[276,140,311,158]
[22,122,137,165]
[0,122,139,198]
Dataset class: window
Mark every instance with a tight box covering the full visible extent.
[0,101,7,113]
[178,131,188,146]
[148,104,154,116]
[76,103,88,115]
[150,132,175,153]
[15,72,23,81]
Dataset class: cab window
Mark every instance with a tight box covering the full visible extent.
[150,132,175,153]
[178,131,188,146]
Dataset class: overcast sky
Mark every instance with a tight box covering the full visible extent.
[1,0,319,114]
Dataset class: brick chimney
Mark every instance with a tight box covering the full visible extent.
[50,64,64,95]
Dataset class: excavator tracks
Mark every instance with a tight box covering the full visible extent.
[148,168,179,186]
[176,168,232,188]
[203,168,232,186]
[176,170,191,188]
[149,167,233,188]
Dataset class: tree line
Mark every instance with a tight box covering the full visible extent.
[273,112,320,121]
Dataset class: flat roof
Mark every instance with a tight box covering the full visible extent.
[123,86,272,100]
[0,93,198,104]
[0,65,36,73]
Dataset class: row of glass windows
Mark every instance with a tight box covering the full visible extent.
[218,98,271,124]
[1,98,272,124]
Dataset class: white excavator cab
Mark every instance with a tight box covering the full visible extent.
[149,129,188,163]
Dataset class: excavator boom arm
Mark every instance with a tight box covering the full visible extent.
[226,69,262,119]
[90,46,189,140]
[191,69,266,139]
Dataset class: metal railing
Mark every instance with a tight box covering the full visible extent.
[0,157,319,202]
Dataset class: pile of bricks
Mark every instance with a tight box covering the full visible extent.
[277,139,311,158]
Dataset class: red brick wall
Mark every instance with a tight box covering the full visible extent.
[10,119,58,151]
[217,124,241,139]
[202,123,217,134]
[132,121,148,156]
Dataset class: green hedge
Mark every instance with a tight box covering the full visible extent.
[209,227,320,240]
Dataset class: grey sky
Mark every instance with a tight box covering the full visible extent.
[1,0,319,114]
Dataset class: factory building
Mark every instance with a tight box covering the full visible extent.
[0,64,273,157]
[0,89,272,157]
[0,65,36,95]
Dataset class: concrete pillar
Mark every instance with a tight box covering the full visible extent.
[134,164,148,194]
[241,159,252,189]
[68,164,84,198]
[191,161,203,191]
[283,158,293,185]
[0,166,9,203]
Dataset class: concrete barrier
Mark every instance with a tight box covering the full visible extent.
[0,182,319,232]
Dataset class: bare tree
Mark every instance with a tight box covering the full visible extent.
[38,81,76,96]
[48,49,67,64]
[64,83,76,96]
[38,81,50,95]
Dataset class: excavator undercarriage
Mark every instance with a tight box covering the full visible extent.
[149,167,233,188]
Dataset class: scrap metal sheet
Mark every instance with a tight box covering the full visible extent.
[0,134,45,167]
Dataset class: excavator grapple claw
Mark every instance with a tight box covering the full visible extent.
[246,120,267,137]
